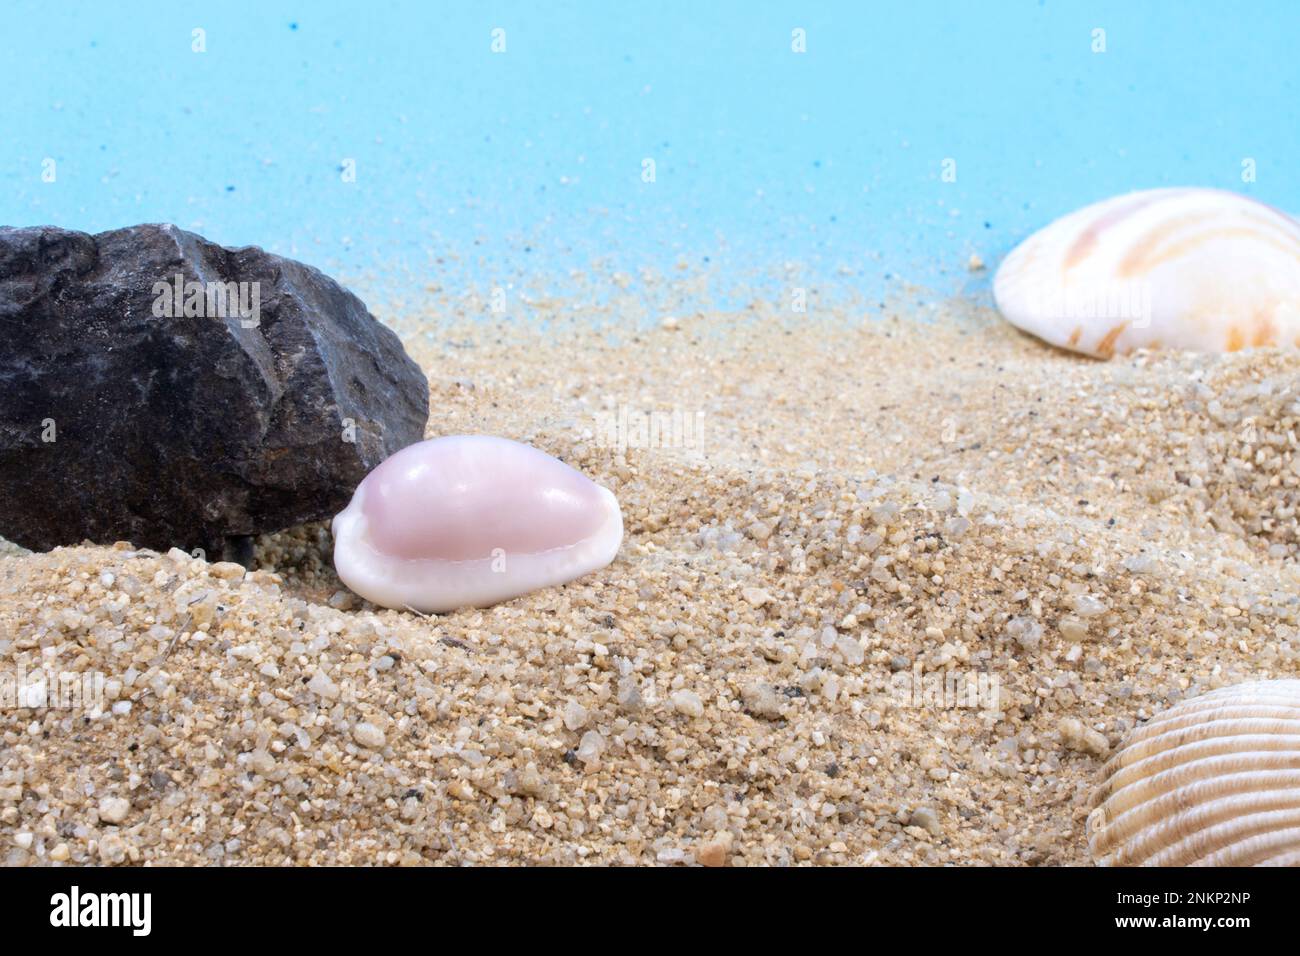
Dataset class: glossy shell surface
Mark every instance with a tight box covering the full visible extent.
[332,435,623,612]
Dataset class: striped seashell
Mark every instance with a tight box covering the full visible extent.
[995,188,1300,358]
[1087,679,1300,866]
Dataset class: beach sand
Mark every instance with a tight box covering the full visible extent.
[3,298,1300,866]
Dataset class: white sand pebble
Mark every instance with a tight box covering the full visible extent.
[995,188,1300,358]
[98,833,127,864]
[248,749,276,775]
[332,435,623,613]
[1073,594,1107,618]
[562,700,589,731]
[307,669,340,700]
[98,796,130,824]
[576,730,604,765]
[1059,617,1090,641]
[672,689,704,718]
[352,722,386,749]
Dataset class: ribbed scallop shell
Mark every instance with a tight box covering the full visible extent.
[1087,680,1300,866]
[995,188,1300,358]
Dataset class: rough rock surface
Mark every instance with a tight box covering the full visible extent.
[0,223,428,556]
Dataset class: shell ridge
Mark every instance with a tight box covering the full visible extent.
[1095,778,1300,864]
[1145,807,1300,867]
[1088,680,1300,867]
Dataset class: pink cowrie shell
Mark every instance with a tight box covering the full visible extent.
[332,435,622,612]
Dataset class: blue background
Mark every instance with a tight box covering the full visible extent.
[3,1,1297,311]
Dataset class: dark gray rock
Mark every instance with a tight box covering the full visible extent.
[0,223,428,557]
